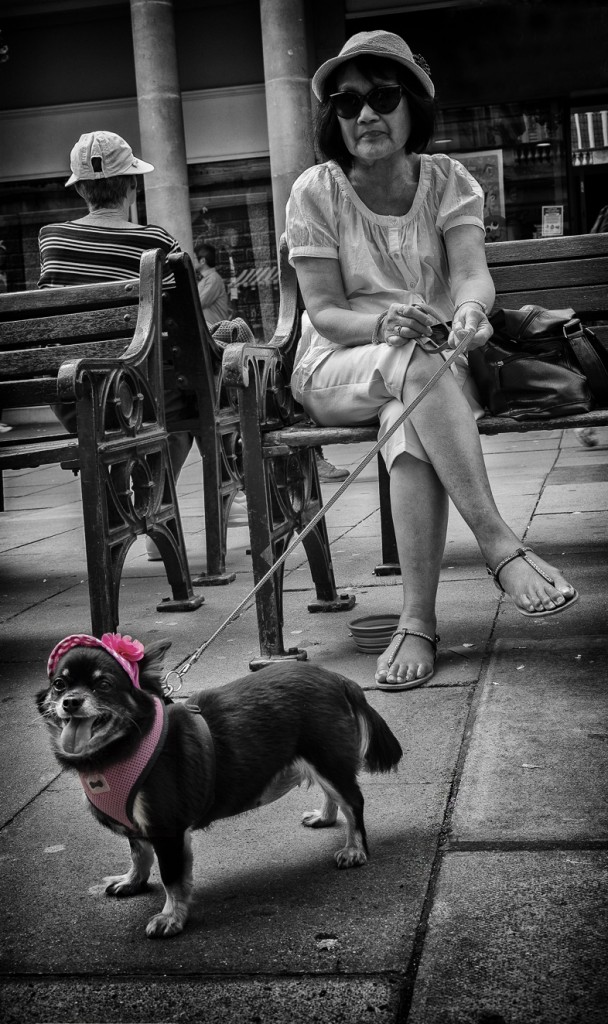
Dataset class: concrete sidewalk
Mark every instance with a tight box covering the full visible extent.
[1,429,607,1024]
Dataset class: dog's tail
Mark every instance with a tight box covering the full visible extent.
[343,679,402,774]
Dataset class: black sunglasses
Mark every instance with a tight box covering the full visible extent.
[329,85,404,120]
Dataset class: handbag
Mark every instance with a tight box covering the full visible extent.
[467,305,608,420]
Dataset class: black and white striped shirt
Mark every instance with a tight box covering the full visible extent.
[38,221,181,288]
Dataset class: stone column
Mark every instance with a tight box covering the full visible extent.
[129,0,193,255]
[259,0,315,247]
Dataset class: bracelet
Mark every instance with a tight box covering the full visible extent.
[453,298,488,317]
[372,310,388,345]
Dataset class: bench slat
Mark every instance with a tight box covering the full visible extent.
[0,377,62,405]
[491,256,608,295]
[0,338,132,384]
[494,283,608,313]
[0,437,79,467]
[265,409,608,450]
[0,280,139,317]
[485,233,608,265]
[0,308,136,350]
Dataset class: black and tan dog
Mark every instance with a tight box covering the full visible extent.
[37,632,402,938]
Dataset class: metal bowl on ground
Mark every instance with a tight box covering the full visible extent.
[348,614,399,654]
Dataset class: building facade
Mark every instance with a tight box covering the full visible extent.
[1,0,607,337]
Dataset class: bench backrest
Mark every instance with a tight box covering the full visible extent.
[0,279,141,410]
[0,248,222,420]
[486,233,608,346]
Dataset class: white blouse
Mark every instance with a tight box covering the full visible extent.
[285,153,485,395]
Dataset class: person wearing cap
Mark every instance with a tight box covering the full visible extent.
[39,131,181,288]
[38,131,193,558]
[285,30,577,691]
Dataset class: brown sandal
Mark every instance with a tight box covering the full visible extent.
[375,629,439,691]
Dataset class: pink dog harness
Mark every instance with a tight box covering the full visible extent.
[47,633,168,832]
[79,695,167,831]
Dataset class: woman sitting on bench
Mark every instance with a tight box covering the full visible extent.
[285,30,578,692]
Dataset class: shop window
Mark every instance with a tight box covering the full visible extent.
[0,178,84,292]
[432,100,568,240]
[188,158,278,341]
[570,102,608,233]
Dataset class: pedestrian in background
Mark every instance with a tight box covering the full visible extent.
[194,240,230,326]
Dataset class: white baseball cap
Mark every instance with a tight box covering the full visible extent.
[65,131,154,187]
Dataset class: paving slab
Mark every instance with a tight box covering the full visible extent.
[1,976,402,1024]
[407,850,608,1024]
[451,637,608,843]
[0,511,82,553]
[537,482,608,515]
[0,661,62,825]
[492,548,608,639]
[0,689,469,1014]
[0,775,442,975]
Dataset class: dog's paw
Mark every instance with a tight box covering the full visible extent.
[334,847,368,869]
[145,912,185,939]
[302,809,337,828]
[104,874,150,898]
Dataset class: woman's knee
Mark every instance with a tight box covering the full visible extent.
[402,346,444,391]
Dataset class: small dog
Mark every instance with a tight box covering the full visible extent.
[37,633,402,938]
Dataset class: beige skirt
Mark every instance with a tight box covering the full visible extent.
[299,341,483,470]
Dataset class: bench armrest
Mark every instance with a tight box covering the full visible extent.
[221,234,303,429]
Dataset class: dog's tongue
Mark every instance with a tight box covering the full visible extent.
[61,717,94,755]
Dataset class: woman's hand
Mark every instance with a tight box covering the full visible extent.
[384,303,436,347]
[448,301,493,351]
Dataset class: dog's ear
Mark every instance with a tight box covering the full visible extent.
[138,638,172,692]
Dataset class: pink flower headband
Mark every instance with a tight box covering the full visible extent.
[47,633,145,689]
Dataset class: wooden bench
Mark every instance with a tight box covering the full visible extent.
[224,232,608,668]
[0,248,210,635]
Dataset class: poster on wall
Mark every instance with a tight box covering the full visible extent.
[455,149,506,242]
[541,205,564,237]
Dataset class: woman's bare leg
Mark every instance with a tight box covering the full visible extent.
[375,453,448,685]
[403,347,574,607]
[376,346,576,685]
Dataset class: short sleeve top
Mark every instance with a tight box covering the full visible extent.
[38,222,181,289]
[284,153,484,390]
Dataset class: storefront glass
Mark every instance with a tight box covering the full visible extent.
[433,99,569,241]
[188,157,277,341]
[570,102,608,232]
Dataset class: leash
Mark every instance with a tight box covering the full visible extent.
[163,321,476,694]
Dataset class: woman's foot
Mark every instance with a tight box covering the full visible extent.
[488,547,578,616]
[375,622,438,690]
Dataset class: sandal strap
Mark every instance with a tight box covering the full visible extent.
[386,628,439,669]
[488,546,555,591]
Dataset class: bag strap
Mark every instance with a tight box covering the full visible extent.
[567,325,608,406]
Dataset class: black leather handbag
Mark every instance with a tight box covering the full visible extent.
[468,305,608,420]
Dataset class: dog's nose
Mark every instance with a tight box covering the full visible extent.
[62,695,84,714]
